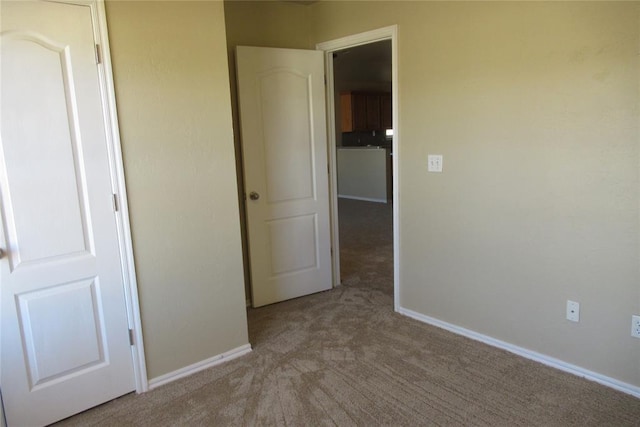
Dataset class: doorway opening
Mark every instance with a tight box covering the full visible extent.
[317,26,399,311]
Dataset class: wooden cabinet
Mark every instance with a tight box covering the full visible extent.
[381,93,392,129]
[350,93,367,131]
[340,91,391,132]
[365,94,381,130]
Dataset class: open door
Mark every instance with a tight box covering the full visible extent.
[236,46,332,308]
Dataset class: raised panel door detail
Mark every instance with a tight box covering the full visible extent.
[260,70,315,204]
[268,214,318,276]
[1,33,93,270]
[17,277,106,390]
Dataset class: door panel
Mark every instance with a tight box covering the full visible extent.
[260,71,315,203]
[236,46,332,307]
[1,2,135,425]
[17,278,106,388]
[3,34,92,266]
[268,214,319,275]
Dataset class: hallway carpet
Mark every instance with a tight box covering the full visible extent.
[57,199,640,426]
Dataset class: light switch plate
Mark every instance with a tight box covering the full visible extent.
[428,155,443,172]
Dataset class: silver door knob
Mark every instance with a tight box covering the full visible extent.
[249,191,260,201]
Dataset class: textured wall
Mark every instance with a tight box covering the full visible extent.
[105,0,248,379]
[106,0,640,388]
[309,1,640,386]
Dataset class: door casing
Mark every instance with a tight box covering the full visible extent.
[89,0,148,393]
[316,26,400,312]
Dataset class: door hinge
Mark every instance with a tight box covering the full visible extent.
[113,193,119,212]
[324,74,327,85]
[95,44,102,64]
[128,329,135,346]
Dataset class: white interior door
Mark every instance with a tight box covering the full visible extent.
[236,46,332,308]
[1,2,135,425]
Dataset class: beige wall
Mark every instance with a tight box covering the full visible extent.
[111,0,640,388]
[224,0,313,302]
[308,1,640,386]
[105,1,248,380]
[223,0,640,388]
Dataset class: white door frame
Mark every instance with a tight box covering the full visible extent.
[83,0,148,391]
[316,25,400,312]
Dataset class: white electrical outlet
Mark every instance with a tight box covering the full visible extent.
[632,315,640,339]
[566,300,580,322]
[427,155,443,172]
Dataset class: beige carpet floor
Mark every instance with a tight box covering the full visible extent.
[57,199,640,426]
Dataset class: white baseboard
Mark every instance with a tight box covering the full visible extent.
[148,343,252,390]
[398,307,640,399]
[338,195,388,204]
